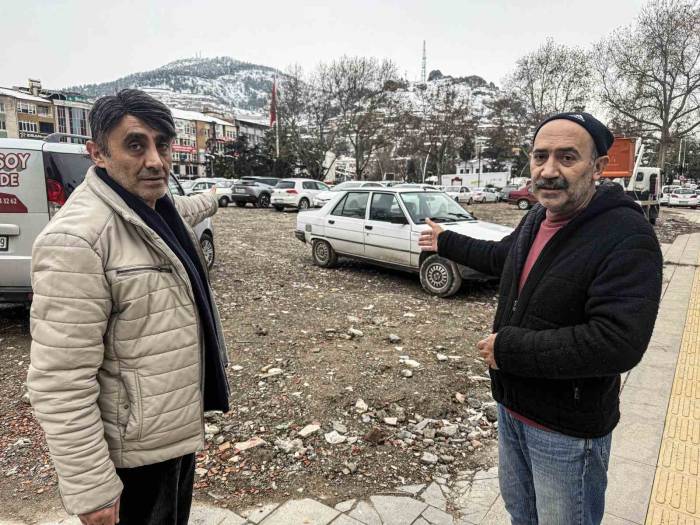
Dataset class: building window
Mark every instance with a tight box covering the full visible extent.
[0,120,5,130]
[37,105,51,117]
[17,102,37,114]
[0,102,4,114]
[19,120,38,133]
[57,107,67,133]
[186,165,197,176]
[70,108,88,136]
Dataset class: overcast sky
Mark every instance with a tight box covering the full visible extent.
[2,0,645,90]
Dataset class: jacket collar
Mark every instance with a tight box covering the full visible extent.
[84,166,152,230]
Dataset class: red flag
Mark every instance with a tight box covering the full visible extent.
[270,79,277,127]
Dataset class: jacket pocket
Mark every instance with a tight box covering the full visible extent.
[115,265,172,276]
[119,369,144,441]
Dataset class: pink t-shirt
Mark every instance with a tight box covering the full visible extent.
[508,210,572,431]
[518,211,572,292]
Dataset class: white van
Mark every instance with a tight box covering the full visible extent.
[0,137,215,305]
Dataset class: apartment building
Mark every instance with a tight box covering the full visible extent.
[0,85,55,139]
[171,108,237,179]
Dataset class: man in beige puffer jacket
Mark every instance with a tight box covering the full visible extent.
[28,90,230,525]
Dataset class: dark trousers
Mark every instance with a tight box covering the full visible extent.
[116,453,195,525]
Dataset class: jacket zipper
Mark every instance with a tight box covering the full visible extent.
[123,228,207,446]
[115,265,173,275]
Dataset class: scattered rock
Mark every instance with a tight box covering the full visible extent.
[324,430,347,445]
[439,455,455,464]
[332,421,348,434]
[355,399,369,413]
[436,353,448,362]
[421,452,439,465]
[388,334,402,344]
[274,438,304,454]
[234,437,267,452]
[204,424,220,436]
[363,427,388,445]
[260,368,283,379]
[383,417,398,426]
[298,424,320,438]
[438,424,458,438]
[348,328,364,338]
[483,402,498,422]
[347,315,360,324]
[455,393,466,404]
[401,369,413,378]
[402,359,421,368]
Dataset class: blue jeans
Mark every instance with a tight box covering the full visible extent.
[498,404,612,525]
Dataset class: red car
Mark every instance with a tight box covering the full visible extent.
[506,183,539,210]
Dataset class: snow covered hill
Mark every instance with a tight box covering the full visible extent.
[66,56,279,115]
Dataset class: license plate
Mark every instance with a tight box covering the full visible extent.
[680,200,688,204]
[0,236,7,251]
[235,188,246,194]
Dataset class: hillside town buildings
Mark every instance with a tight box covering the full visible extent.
[0,79,271,178]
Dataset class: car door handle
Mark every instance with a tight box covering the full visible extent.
[328,220,335,224]
[365,225,373,230]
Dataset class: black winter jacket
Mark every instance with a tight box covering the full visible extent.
[438,183,662,438]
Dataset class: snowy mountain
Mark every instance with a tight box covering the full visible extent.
[66,57,279,116]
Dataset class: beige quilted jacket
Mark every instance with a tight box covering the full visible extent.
[27,167,227,515]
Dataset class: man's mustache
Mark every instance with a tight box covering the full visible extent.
[534,178,569,190]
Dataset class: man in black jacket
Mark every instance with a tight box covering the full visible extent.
[419,113,662,524]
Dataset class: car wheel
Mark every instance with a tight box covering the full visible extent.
[311,239,338,268]
[235,201,246,208]
[419,254,462,297]
[200,232,215,270]
[218,197,229,207]
[517,199,530,210]
[298,198,310,211]
[274,205,284,212]
[257,193,270,208]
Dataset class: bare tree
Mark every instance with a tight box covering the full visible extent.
[507,39,592,126]
[412,82,476,179]
[277,64,338,180]
[324,56,399,180]
[594,0,700,169]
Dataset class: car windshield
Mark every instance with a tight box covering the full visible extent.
[400,192,474,223]
[215,181,230,188]
[276,180,295,189]
[674,189,695,195]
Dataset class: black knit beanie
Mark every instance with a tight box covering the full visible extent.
[533,112,615,155]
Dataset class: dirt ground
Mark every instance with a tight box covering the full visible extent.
[1,201,698,523]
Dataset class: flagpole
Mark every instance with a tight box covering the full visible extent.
[273,76,280,160]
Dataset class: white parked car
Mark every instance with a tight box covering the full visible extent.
[295,187,512,297]
[471,187,499,203]
[660,185,682,206]
[393,183,441,191]
[313,181,384,208]
[271,178,331,211]
[444,186,474,204]
[188,179,234,207]
[668,188,699,208]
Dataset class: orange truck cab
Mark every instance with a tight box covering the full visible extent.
[600,137,660,224]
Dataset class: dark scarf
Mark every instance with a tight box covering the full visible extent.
[96,168,229,412]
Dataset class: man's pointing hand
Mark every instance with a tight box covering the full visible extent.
[418,218,444,252]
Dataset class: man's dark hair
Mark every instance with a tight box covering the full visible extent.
[88,89,176,155]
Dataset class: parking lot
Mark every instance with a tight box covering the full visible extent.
[1,201,699,521]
